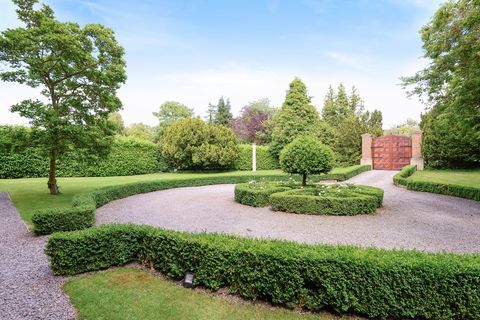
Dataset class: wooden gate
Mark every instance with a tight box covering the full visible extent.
[372,135,412,170]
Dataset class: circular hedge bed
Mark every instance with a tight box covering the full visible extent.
[235,182,383,215]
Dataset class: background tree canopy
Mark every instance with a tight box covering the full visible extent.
[230,98,277,144]
[402,0,480,168]
[0,0,127,194]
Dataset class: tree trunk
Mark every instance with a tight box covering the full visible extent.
[48,149,60,195]
[302,173,307,186]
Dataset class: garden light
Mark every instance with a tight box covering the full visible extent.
[183,271,195,288]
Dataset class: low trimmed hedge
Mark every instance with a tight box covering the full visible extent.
[318,164,371,181]
[234,182,292,207]
[270,184,383,215]
[393,164,417,186]
[32,173,289,235]
[406,180,480,201]
[393,165,480,201]
[46,224,480,319]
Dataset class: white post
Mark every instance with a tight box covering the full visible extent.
[252,143,257,172]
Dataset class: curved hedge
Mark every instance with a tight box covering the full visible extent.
[32,173,289,235]
[393,165,480,201]
[270,185,383,215]
[393,164,417,186]
[234,182,292,207]
[46,224,480,319]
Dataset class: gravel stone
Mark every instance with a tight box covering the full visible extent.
[96,170,480,253]
[0,192,76,320]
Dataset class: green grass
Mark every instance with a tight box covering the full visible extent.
[408,168,480,188]
[64,268,343,320]
[0,170,284,225]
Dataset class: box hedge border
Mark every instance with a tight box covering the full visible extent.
[393,165,479,201]
[234,182,291,207]
[32,165,372,235]
[393,164,417,186]
[269,185,384,215]
[46,224,480,319]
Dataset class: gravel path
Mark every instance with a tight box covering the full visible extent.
[97,170,480,253]
[0,192,76,320]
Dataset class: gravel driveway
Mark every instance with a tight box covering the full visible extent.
[0,192,76,320]
[97,170,480,253]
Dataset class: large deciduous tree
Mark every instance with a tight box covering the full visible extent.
[402,0,480,168]
[270,78,334,159]
[0,0,126,194]
[153,101,194,136]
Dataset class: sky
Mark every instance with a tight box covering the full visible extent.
[0,0,443,128]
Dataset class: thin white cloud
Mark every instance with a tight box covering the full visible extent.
[323,51,365,69]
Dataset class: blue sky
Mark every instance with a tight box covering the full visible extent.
[0,0,443,127]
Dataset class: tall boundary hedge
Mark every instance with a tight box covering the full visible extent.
[46,224,480,319]
[233,144,279,170]
[32,165,371,235]
[393,165,480,201]
[0,137,159,178]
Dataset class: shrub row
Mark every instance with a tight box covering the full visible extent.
[393,165,479,201]
[46,224,480,319]
[0,137,159,178]
[270,185,384,215]
[32,173,289,235]
[233,144,280,170]
[393,164,417,186]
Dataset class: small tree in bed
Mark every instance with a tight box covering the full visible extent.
[280,136,334,186]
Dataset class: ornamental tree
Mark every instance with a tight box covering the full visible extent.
[0,0,126,194]
[162,117,238,170]
[280,136,334,186]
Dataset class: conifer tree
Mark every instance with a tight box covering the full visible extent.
[270,78,326,158]
[214,97,233,126]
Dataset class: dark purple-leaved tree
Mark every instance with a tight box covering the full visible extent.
[230,98,276,144]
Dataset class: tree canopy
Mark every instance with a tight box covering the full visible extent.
[162,117,238,170]
[0,0,126,194]
[280,136,334,186]
[153,101,194,135]
[402,0,479,168]
[230,98,277,144]
[270,78,332,158]
[321,84,383,166]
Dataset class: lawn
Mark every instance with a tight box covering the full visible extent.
[408,168,480,188]
[0,166,368,226]
[64,267,344,320]
[0,170,284,225]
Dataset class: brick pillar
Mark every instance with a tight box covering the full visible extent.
[360,133,373,166]
[410,130,424,170]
